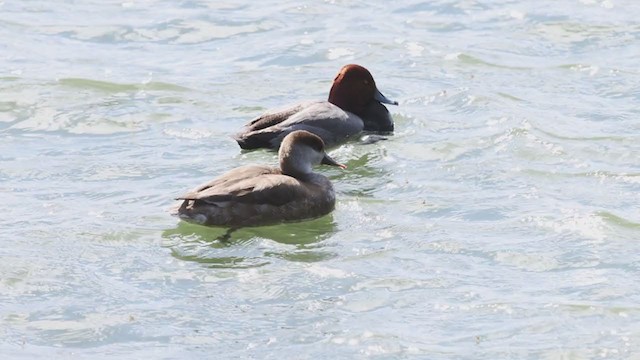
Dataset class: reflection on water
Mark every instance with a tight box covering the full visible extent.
[162,215,338,268]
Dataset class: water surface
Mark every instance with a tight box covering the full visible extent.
[1,0,640,358]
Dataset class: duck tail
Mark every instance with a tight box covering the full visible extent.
[232,130,281,150]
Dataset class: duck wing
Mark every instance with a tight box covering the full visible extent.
[234,103,312,150]
[243,102,315,131]
[177,167,304,207]
[235,102,362,149]
[176,165,274,200]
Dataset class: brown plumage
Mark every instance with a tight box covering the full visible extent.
[173,131,345,228]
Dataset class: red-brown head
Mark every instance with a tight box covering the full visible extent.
[328,64,398,120]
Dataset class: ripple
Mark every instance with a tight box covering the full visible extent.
[165,19,281,45]
[37,18,282,44]
[24,313,135,346]
[493,251,561,272]
[3,78,190,135]
[454,53,532,70]
[524,209,608,241]
[597,211,640,230]
[58,78,191,92]
[162,216,338,268]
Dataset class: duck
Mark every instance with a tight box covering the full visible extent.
[233,64,398,150]
[173,130,345,228]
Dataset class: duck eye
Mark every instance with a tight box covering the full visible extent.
[363,80,370,85]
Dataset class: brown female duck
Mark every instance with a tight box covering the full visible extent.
[174,130,345,228]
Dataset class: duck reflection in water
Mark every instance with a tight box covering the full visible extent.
[162,215,339,268]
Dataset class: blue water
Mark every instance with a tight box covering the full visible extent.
[2,0,640,358]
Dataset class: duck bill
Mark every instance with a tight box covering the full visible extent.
[374,88,398,106]
[321,154,347,169]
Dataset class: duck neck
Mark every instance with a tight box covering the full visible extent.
[329,85,366,116]
[328,86,347,110]
[279,148,314,180]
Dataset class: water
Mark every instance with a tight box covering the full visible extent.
[2,0,640,358]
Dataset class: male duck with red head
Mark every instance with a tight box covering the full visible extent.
[234,64,398,150]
